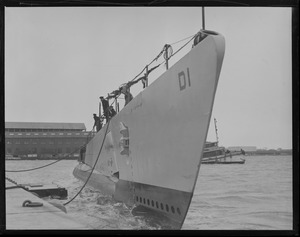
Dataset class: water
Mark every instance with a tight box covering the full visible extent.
[183,155,293,230]
[5,155,293,230]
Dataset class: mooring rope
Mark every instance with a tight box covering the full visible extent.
[63,118,111,206]
[5,176,23,190]
[5,130,94,173]
[5,116,111,208]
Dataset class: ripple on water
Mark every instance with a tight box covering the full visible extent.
[5,156,293,230]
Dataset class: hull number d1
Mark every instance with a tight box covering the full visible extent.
[178,68,191,91]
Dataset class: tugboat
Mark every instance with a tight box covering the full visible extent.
[202,141,246,164]
[73,18,225,229]
[202,118,246,164]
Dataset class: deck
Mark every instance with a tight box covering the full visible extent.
[5,179,91,230]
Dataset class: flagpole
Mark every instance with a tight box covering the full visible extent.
[202,7,205,30]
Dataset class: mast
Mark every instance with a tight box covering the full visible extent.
[202,7,205,30]
[214,118,219,144]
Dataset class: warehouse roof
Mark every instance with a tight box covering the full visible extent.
[5,122,86,131]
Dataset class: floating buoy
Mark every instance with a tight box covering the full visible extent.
[22,200,43,207]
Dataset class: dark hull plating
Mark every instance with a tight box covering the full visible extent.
[73,164,192,229]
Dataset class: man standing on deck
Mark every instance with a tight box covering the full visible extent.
[100,96,110,123]
[108,106,117,118]
[121,85,133,106]
[93,113,102,132]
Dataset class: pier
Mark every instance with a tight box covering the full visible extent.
[5,179,91,230]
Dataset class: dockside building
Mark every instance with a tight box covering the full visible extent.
[5,122,94,159]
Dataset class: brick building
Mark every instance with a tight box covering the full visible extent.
[5,122,94,159]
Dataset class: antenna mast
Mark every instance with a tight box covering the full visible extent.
[202,7,205,30]
[214,118,219,144]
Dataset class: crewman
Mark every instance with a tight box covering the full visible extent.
[100,96,110,122]
[93,113,102,132]
[121,85,133,106]
[108,106,117,118]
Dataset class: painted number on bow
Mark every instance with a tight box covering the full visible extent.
[178,68,191,91]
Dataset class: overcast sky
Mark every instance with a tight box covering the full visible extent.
[5,7,292,149]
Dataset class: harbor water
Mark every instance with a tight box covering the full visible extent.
[5,155,293,230]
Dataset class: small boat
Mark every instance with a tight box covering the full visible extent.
[73,14,225,229]
[202,141,246,164]
[201,118,246,165]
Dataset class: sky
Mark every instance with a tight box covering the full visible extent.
[4,7,293,149]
